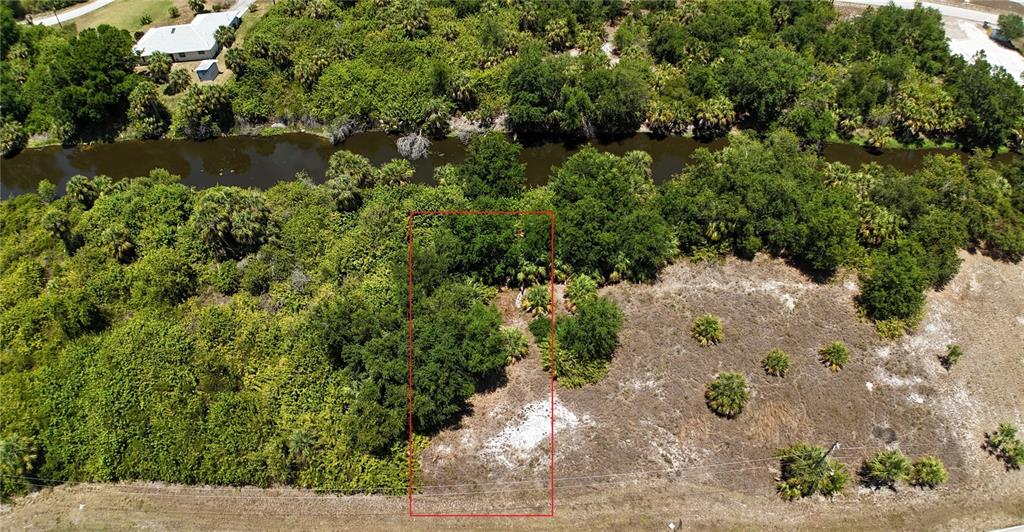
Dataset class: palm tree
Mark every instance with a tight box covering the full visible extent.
[188,0,206,15]
[215,25,236,49]
[858,203,904,246]
[65,174,97,209]
[147,51,172,84]
[694,96,735,138]
[102,225,136,263]
[705,372,750,418]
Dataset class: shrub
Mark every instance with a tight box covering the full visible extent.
[168,6,180,18]
[776,443,850,500]
[499,326,529,365]
[565,274,598,305]
[139,14,152,25]
[691,314,723,346]
[522,284,551,316]
[910,456,948,488]
[940,344,962,370]
[861,449,912,489]
[705,372,750,418]
[762,349,790,377]
[819,341,850,372]
[986,422,1024,469]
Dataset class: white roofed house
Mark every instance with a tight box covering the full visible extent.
[134,10,241,64]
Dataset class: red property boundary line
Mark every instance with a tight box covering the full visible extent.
[407,210,556,518]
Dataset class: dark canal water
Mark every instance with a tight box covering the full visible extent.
[0,131,1017,199]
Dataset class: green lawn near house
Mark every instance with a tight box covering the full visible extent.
[72,0,192,34]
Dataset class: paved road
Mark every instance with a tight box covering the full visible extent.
[28,0,255,27]
[29,0,116,26]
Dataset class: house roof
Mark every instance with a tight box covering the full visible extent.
[134,11,239,57]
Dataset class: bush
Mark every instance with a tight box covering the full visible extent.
[859,249,928,322]
[168,6,180,18]
[861,449,912,489]
[940,344,962,370]
[565,274,598,305]
[139,14,152,25]
[165,68,192,96]
[705,372,750,418]
[522,284,551,316]
[776,443,850,500]
[762,349,790,377]
[499,326,529,365]
[910,456,948,488]
[986,422,1024,469]
[819,341,850,372]
[691,314,723,346]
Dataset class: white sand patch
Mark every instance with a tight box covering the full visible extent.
[623,377,659,392]
[668,275,811,311]
[844,280,858,292]
[483,398,591,468]
[865,382,874,392]
[601,41,620,65]
[947,20,1024,83]
[907,393,926,405]
[1016,316,1024,326]
[874,367,924,387]
[875,346,891,359]
[901,301,954,359]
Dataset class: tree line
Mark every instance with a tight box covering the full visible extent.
[4,1,1024,155]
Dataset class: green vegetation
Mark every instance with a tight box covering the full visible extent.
[910,456,949,488]
[986,423,1024,470]
[762,349,790,377]
[999,14,1024,41]
[691,314,723,346]
[861,449,912,489]
[776,443,850,500]
[704,372,749,418]
[547,295,624,388]
[9,0,1024,151]
[819,341,850,372]
[941,344,963,370]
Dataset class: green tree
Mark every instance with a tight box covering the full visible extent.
[188,0,206,15]
[147,51,172,84]
[0,433,36,501]
[129,247,196,306]
[127,80,170,139]
[171,85,233,140]
[720,42,811,125]
[999,14,1024,40]
[858,247,928,321]
[705,372,750,418]
[459,132,526,199]
[189,187,272,259]
[0,120,27,157]
[215,25,236,49]
[165,68,191,96]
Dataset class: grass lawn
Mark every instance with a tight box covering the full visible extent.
[72,0,193,34]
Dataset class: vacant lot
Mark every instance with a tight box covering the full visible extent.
[2,252,1022,529]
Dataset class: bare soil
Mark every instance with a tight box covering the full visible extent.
[3,252,1023,530]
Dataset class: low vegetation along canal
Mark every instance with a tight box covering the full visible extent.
[1,131,1019,198]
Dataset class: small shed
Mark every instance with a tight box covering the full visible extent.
[196,60,220,82]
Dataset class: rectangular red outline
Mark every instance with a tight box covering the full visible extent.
[408,210,556,518]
